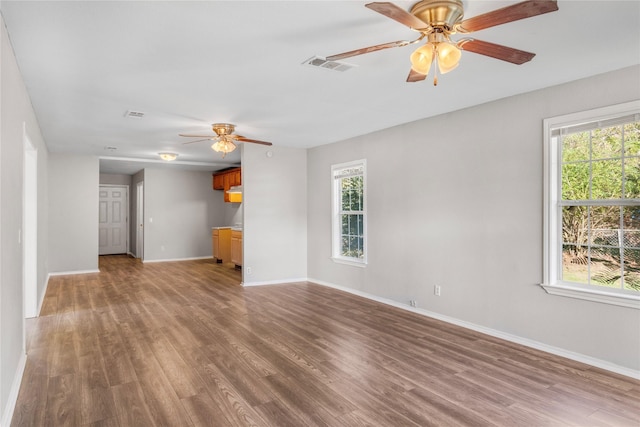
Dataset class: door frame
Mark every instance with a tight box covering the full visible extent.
[23,128,38,319]
[136,181,144,260]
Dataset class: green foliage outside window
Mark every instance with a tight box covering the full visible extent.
[340,175,364,259]
[561,123,640,291]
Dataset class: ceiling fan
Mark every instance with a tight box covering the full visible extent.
[180,123,272,158]
[326,0,559,85]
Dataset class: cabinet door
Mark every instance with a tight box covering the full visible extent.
[230,231,242,266]
[213,174,224,190]
[223,174,231,202]
[212,230,220,259]
[230,169,241,186]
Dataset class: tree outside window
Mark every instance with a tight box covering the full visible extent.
[332,160,367,265]
[557,116,640,292]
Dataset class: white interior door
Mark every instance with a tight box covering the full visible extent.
[99,185,128,255]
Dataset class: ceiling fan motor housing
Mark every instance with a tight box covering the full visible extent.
[410,0,464,31]
[212,123,236,136]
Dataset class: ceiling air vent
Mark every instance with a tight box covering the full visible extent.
[125,110,145,118]
[303,56,355,72]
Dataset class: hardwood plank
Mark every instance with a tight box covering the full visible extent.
[191,362,267,426]
[79,386,115,425]
[253,400,310,427]
[11,255,640,426]
[46,373,79,426]
[110,381,155,427]
[143,329,206,399]
[180,392,234,427]
[9,358,48,427]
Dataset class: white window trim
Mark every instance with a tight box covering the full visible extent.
[331,159,367,267]
[542,100,640,309]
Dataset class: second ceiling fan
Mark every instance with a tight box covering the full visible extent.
[326,0,559,85]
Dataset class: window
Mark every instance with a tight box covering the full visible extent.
[543,101,640,309]
[332,159,367,266]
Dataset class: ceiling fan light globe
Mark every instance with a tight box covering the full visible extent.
[410,44,434,75]
[436,42,461,74]
[211,139,237,155]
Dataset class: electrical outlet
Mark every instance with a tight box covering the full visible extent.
[246,267,252,275]
[434,285,441,296]
[409,300,417,307]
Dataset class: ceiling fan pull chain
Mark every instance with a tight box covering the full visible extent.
[433,63,438,86]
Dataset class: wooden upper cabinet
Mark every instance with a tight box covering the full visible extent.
[223,173,231,191]
[232,169,241,186]
[212,167,242,203]
[213,174,224,190]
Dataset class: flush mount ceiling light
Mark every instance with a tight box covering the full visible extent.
[180,123,273,158]
[158,152,178,161]
[324,0,558,85]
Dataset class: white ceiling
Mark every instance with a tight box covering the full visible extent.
[2,1,639,175]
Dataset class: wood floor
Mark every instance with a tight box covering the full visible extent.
[11,255,640,426]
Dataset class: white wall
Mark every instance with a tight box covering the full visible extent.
[222,201,242,227]
[243,143,307,284]
[0,15,49,425]
[307,65,640,373]
[48,153,98,273]
[143,168,220,261]
[99,173,132,186]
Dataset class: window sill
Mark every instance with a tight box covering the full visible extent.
[331,257,367,268]
[540,283,640,309]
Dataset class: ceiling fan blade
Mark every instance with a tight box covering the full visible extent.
[457,0,558,33]
[182,138,214,145]
[326,38,418,61]
[459,39,535,65]
[235,136,273,146]
[179,133,216,138]
[366,2,430,30]
[406,68,427,82]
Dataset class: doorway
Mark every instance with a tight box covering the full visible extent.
[99,185,129,255]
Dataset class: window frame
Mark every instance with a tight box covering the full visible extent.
[542,100,640,309]
[331,159,367,267]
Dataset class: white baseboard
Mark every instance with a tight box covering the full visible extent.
[48,269,100,276]
[242,277,307,287]
[307,278,640,380]
[1,353,26,427]
[142,256,211,263]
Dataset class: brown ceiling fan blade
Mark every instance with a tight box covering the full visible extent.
[182,138,214,145]
[406,68,427,82]
[459,39,535,65]
[366,2,430,30]
[235,136,273,146]
[326,39,416,61]
[179,133,216,138]
[457,0,558,33]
